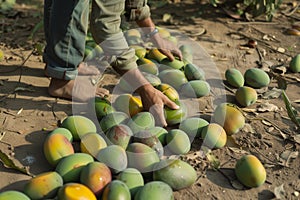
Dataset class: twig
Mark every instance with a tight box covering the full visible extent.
[18,50,34,83]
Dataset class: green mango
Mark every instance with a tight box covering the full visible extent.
[117,168,144,196]
[180,80,210,98]
[48,127,73,142]
[0,191,30,200]
[160,58,185,70]
[106,124,133,149]
[179,117,209,138]
[244,68,270,88]
[184,63,205,81]
[225,68,244,88]
[101,180,131,200]
[146,126,168,145]
[158,69,188,90]
[201,123,227,149]
[164,100,187,126]
[166,129,190,155]
[235,86,257,107]
[92,97,115,120]
[99,111,129,133]
[153,159,197,190]
[289,54,300,73]
[134,181,174,200]
[127,112,155,134]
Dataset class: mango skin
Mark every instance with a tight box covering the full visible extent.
[153,159,197,190]
[61,115,97,140]
[184,63,205,81]
[235,155,267,188]
[166,129,191,155]
[80,162,112,196]
[137,57,159,75]
[244,68,270,88]
[113,94,143,117]
[201,123,227,149]
[80,133,107,158]
[225,68,244,88]
[147,48,167,62]
[134,181,174,200]
[213,103,245,136]
[106,124,133,149]
[127,112,155,134]
[23,171,63,200]
[43,134,74,166]
[142,72,161,87]
[147,126,168,145]
[156,83,179,102]
[235,86,258,107]
[0,190,30,200]
[289,54,300,73]
[96,145,128,174]
[126,142,160,173]
[180,80,210,98]
[158,69,188,90]
[48,127,73,142]
[100,111,129,133]
[160,58,185,70]
[55,153,94,183]
[93,97,115,120]
[102,180,131,200]
[117,168,144,197]
[179,117,209,138]
[58,183,97,200]
[164,100,187,126]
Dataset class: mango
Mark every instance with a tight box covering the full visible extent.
[99,111,129,133]
[117,168,144,196]
[134,181,174,200]
[244,68,270,88]
[146,126,168,145]
[235,155,267,188]
[80,162,112,195]
[80,132,107,158]
[96,145,127,174]
[55,153,94,183]
[84,45,96,61]
[23,171,63,200]
[57,183,97,200]
[289,54,300,73]
[142,72,161,87]
[126,142,160,173]
[166,129,190,155]
[131,45,147,59]
[126,36,143,46]
[125,29,142,38]
[158,69,188,90]
[213,103,245,136]
[180,80,210,98]
[127,112,155,134]
[48,127,73,142]
[113,94,143,117]
[61,115,96,140]
[201,123,227,149]
[133,130,164,158]
[184,63,205,81]
[147,48,167,62]
[0,191,30,200]
[179,117,209,138]
[225,68,244,88]
[106,124,133,149]
[137,58,159,75]
[153,159,197,190]
[160,58,185,70]
[179,44,193,64]
[164,100,187,126]
[92,97,115,120]
[167,35,178,45]
[157,27,171,38]
[102,180,131,200]
[43,134,74,166]
[235,86,257,107]
[156,83,179,102]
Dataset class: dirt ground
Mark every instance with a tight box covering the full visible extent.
[0,0,300,199]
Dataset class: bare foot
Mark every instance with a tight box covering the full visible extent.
[48,76,109,102]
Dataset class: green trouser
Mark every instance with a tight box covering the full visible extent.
[44,0,137,80]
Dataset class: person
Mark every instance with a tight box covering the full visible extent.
[43,0,182,127]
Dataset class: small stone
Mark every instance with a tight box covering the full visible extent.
[294,191,299,197]
[277,47,285,53]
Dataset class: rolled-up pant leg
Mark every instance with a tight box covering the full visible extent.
[43,0,89,80]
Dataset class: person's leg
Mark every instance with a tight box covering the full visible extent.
[44,0,108,101]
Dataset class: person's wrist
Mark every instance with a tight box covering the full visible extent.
[145,27,159,38]
[136,83,153,94]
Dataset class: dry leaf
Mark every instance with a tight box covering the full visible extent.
[257,102,279,112]
[274,184,286,199]
[262,88,283,99]
[0,131,6,141]
[292,134,300,144]
[16,108,23,115]
[242,123,255,133]
[262,120,273,126]
[228,147,248,154]
[279,150,299,167]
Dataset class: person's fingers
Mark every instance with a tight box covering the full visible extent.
[149,104,167,127]
[173,48,183,61]
[160,49,175,61]
[163,95,179,110]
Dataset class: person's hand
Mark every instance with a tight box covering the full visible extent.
[151,33,182,61]
[137,84,179,127]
